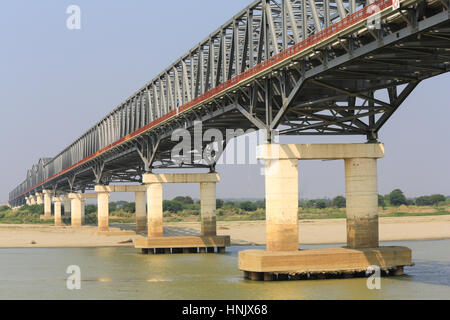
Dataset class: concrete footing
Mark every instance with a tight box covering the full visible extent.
[239,143,413,281]
[238,246,412,281]
[134,235,230,254]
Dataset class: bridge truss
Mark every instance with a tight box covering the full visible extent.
[9,0,450,206]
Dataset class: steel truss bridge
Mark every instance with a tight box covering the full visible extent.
[9,0,450,206]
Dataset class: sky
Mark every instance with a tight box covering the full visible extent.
[0,0,449,203]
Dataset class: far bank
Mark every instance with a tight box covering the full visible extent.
[1,214,449,248]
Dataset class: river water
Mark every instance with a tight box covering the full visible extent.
[0,240,449,300]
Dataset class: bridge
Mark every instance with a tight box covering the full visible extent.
[8,0,450,280]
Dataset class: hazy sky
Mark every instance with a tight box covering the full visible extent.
[1,0,449,203]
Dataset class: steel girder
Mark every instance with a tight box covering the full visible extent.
[9,0,450,205]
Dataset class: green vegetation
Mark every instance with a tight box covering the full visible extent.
[384,211,450,217]
[415,194,446,206]
[1,189,449,225]
[389,189,407,206]
[0,205,53,224]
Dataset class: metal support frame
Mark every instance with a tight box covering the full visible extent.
[8,0,450,206]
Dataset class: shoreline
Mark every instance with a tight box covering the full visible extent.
[1,215,449,248]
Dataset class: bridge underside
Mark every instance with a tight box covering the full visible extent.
[9,0,450,205]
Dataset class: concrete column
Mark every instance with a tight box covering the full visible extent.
[63,198,71,217]
[30,195,36,205]
[36,193,44,205]
[43,190,52,217]
[97,190,110,232]
[135,191,147,233]
[25,197,30,206]
[265,158,299,251]
[69,194,85,227]
[345,158,379,248]
[147,182,163,237]
[200,182,217,236]
[54,199,62,226]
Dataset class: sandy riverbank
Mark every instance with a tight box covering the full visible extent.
[0,215,449,248]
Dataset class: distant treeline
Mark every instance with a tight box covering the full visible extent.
[91,189,448,214]
[0,189,448,218]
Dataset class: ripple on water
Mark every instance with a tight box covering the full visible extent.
[0,240,449,299]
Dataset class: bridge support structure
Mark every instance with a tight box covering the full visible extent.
[53,196,64,227]
[35,193,43,205]
[29,195,36,205]
[40,190,53,221]
[239,143,412,281]
[134,173,230,254]
[96,189,110,232]
[93,185,140,236]
[68,193,96,227]
[63,197,71,217]
[135,190,146,233]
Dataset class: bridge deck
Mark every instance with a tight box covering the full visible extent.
[9,0,450,205]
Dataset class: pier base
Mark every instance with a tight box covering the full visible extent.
[134,236,230,254]
[239,246,412,281]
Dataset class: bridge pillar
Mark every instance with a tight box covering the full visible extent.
[43,190,52,217]
[200,182,217,236]
[53,197,63,226]
[135,191,147,233]
[25,197,30,206]
[35,193,44,205]
[69,193,85,227]
[239,143,412,281]
[30,195,36,205]
[146,182,163,237]
[345,158,379,248]
[265,158,299,251]
[63,197,71,217]
[134,173,230,254]
[96,189,110,232]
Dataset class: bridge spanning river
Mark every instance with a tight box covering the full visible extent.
[9,0,450,204]
[6,0,450,281]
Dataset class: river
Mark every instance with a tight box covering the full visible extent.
[0,240,449,300]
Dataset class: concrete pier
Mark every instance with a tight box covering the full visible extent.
[135,191,147,233]
[135,173,230,254]
[43,190,52,216]
[68,193,87,227]
[265,158,299,251]
[93,185,140,236]
[63,198,71,217]
[147,182,163,237]
[345,158,379,248]
[53,197,63,226]
[200,182,217,236]
[35,193,44,205]
[29,195,36,205]
[96,188,110,232]
[239,143,412,280]
[40,190,53,221]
